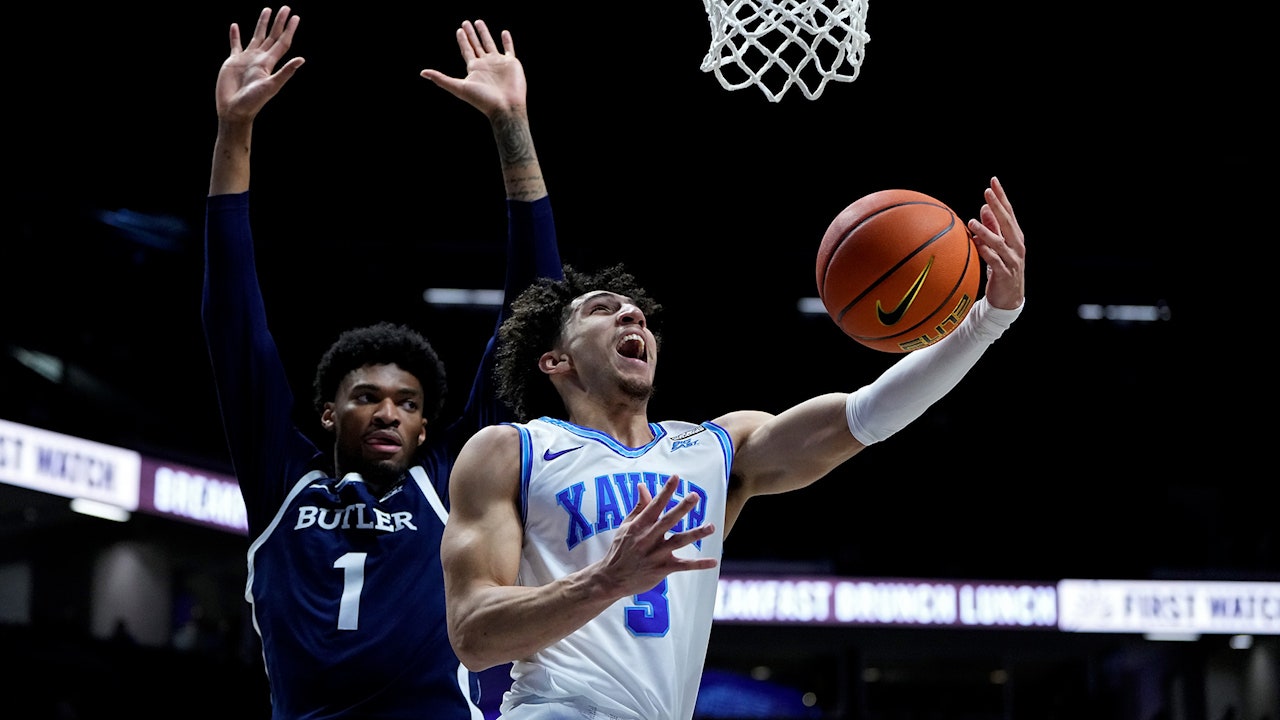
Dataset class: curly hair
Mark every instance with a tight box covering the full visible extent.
[495,263,662,422]
[312,321,448,424]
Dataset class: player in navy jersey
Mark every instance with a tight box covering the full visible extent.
[440,178,1026,718]
[202,8,561,719]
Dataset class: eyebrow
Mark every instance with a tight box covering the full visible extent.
[348,382,422,397]
[576,291,631,309]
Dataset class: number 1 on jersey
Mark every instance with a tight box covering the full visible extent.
[334,552,367,630]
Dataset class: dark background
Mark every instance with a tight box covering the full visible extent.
[4,3,1275,719]
[4,1,1271,593]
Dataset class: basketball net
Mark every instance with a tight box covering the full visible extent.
[701,0,870,102]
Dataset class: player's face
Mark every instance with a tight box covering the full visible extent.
[322,363,428,482]
[559,290,657,399]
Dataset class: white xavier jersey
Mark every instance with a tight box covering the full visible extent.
[500,416,732,720]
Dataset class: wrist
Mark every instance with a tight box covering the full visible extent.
[967,297,1023,340]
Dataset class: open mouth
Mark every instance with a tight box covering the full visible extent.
[617,333,647,361]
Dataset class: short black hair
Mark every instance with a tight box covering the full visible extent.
[494,263,662,422]
[312,321,447,424]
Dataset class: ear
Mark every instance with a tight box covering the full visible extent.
[539,351,571,376]
[416,421,427,445]
[320,403,337,432]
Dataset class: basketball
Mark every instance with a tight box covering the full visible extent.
[816,189,982,353]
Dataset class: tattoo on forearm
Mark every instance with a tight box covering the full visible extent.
[506,176,544,201]
[493,110,535,167]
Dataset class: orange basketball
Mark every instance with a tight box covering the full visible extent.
[816,189,982,353]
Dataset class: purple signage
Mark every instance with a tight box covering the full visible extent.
[714,576,1059,630]
[137,457,247,535]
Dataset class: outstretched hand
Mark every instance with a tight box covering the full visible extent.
[967,176,1026,311]
[215,6,304,124]
[595,476,718,599]
[421,20,527,118]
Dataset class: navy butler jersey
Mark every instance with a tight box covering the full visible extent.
[246,466,475,719]
[203,191,561,719]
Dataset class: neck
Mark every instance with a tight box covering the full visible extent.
[334,458,404,498]
[566,396,653,448]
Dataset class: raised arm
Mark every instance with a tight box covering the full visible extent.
[209,6,304,196]
[721,177,1026,529]
[441,425,714,671]
[421,20,562,293]
[421,20,544,202]
[421,20,564,443]
[202,7,312,530]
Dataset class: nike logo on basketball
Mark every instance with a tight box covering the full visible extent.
[543,445,584,461]
[876,257,934,326]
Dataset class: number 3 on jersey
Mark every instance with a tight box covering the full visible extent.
[627,579,670,636]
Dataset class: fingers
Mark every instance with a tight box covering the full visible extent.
[990,176,1010,213]
[419,68,450,90]
[968,178,1020,249]
[627,481,655,521]
[250,7,271,44]
[635,475,681,524]
[970,206,1011,268]
[268,6,292,41]
[475,20,499,53]
[983,182,1012,236]
[238,7,297,59]
[967,176,1026,308]
[247,7,275,48]
[990,178,1025,253]
[665,518,717,551]
[460,21,482,59]
[458,19,511,60]
[274,56,306,85]
[633,476,717,568]
[660,493,705,537]
[624,477,667,529]
[596,475,717,595]
[227,7,274,55]
[636,476,713,541]
[627,476,694,529]
[268,7,299,51]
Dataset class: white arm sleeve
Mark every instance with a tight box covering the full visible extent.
[846,297,1023,446]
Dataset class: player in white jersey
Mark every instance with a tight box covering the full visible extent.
[506,417,731,718]
[442,178,1027,720]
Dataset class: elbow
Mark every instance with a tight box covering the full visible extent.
[457,652,497,674]
[449,624,506,673]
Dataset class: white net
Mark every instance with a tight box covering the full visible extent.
[701,0,870,102]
